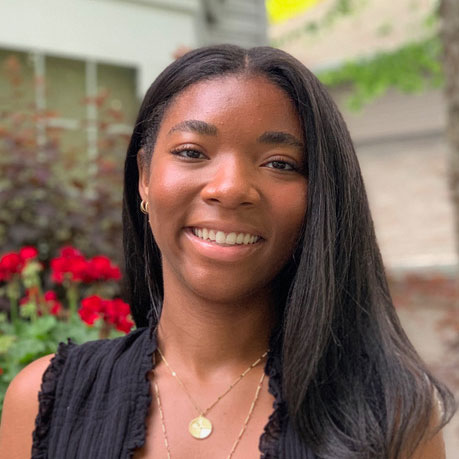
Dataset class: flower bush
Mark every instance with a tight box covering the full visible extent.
[0,54,130,263]
[0,245,134,414]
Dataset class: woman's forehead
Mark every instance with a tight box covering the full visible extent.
[157,75,302,140]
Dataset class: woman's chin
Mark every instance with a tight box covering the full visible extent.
[173,272,268,308]
[190,282,265,306]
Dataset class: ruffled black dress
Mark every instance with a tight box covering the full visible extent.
[31,327,313,458]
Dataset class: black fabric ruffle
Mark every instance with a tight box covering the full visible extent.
[31,329,154,458]
[259,328,286,458]
[259,349,283,457]
[125,326,157,458]
[32,339,76,458]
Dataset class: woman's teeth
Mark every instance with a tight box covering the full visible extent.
[191,228,260,245]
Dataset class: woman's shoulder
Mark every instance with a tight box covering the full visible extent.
[1,353,54,414]
[0,327,152,458]
[0,354,55,458]
[4,353,55,402]
[0,338,91,457]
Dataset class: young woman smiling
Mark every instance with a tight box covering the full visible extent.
[0,45,455,459]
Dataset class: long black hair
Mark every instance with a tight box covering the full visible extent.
[122,45,455,458]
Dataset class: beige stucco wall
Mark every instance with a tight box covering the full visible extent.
[333,88,458,271]
[270,0,438,71]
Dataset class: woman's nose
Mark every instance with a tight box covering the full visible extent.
[200,156,261,209]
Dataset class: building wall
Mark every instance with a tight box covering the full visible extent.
[0,0,268,97]
[333,87,457,271]
[200,0,267,47]
[0,0,201,96]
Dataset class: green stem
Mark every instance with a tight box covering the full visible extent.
[99,321,111,340]
[9,296,18,326]
[6,278,20,328]
[66,283,79,320]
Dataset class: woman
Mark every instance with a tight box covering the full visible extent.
[0,45,455,458]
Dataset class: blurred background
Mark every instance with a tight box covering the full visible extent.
[0,0,457,454]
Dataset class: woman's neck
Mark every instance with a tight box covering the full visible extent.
[156,288,276,381]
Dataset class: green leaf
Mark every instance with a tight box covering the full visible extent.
[0,335,16,354]
[19,302,37,319]
[317,37,443,110]
[9,339,47,364]
[25,315,58,338]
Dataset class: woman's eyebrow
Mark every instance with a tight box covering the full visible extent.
[257,131,304,149]
[167,122,303,149]
[168,120,218,136]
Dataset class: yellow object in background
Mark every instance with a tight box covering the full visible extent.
[266,0,323,23]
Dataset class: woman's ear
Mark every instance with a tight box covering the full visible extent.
[137,148,149,201]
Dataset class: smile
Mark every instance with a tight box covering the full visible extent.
[191,227,261,245]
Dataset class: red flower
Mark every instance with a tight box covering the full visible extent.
[103,298,130,324]
[79,295,133,333]
[0,367,3,375]
[0,252,23,281]
[66,257,88,282]
[49,301,62,316]
[79,295,104,325]
[87,256,121,281]
[19,289,32,305]
[103,298,133,333]
[51,247,89,283]
[116,316,135,334]
[60,246,82,258]
[44,290,62,316]
[19,246,38,260]
[44,290,58,301]
[51,248,120,284]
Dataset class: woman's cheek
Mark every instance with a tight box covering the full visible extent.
[147,163,195,243]
[275,181,307,239]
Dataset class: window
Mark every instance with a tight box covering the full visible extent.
[0,48,138,172]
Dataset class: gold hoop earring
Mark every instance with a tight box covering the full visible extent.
[140,200,149,214]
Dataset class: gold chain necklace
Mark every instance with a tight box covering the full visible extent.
[157,347,268,439]
[154,369,265,459]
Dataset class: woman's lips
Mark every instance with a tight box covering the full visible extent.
[183,228,263,262]
[190,227,261,245]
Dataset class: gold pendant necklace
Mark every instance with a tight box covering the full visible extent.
[154,369,266,458]
[157,347,268,439]
[188,415,212,439]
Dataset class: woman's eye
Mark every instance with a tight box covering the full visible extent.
[265,160,297,171]
[171,148,205,160]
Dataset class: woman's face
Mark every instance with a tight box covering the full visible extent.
[138,75,307,304]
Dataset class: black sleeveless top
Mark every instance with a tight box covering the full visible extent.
[31,327,313,458]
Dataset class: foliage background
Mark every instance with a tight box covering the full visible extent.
[0,56,130,264]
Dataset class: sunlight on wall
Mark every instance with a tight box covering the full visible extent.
[266,0,323,23]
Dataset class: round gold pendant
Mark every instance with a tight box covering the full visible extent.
[189,415,212,439]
